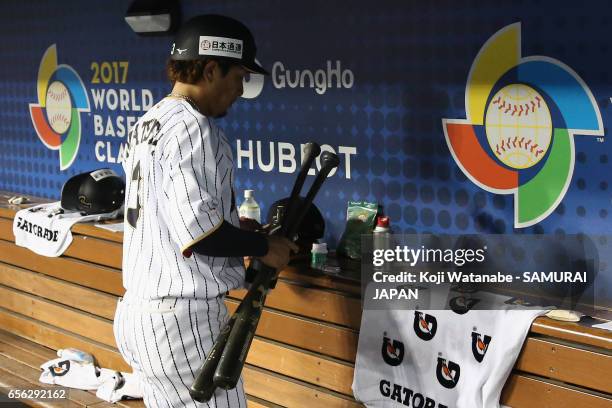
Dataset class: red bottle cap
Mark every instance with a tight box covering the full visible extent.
[377,216,390,228]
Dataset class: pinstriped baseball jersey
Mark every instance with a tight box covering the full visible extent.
[122,97,245,302]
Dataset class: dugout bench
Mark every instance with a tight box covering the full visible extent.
[0,193,610,408]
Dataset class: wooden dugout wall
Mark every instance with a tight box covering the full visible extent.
[0,196,610,407]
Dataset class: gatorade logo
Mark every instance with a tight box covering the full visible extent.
[449,295,480,315]
[436,357,460,389]
[413,311,437,341]
[471,332,492,363]
[381,335,405,366]
[50,360,71,377]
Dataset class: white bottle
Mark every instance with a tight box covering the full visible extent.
[373,216,392,271]
[239,190,261,223]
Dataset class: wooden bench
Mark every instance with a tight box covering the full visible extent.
[0,192,611,407]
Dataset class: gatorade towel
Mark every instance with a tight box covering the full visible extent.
[352,288,548,408]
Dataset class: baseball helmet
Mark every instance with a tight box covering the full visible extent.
[267,197,325,243]
[61,169,125,215]
[170,14,268,75]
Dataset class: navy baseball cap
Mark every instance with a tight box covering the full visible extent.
[61,169,125,215]
[267,197,325,242]
[170,14,269,75]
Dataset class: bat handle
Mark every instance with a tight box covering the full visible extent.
[287,152,340,238]
[249,257,282,288]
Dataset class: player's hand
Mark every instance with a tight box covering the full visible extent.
[239,216,262,232]
[258,235,299,271]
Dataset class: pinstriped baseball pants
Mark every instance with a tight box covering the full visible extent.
[113,296,247,408]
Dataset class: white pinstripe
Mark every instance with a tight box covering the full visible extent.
[115,98,246,407]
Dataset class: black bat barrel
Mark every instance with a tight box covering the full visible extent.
[189,308,240,401]
[212,260,275,389]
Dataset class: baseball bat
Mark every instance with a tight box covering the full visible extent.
[212,152,340,390]
[188,312,237,402]
[189,142,323,402]
[279,142,321,236]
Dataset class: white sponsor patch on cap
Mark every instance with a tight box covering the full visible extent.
[90,168,118,182]
[199,36,243,59]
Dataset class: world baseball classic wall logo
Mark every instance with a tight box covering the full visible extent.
[29,44,90,170]
[443,23,604,228]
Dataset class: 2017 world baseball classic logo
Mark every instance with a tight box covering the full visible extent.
[29,44,90,170]
[443,23,604,228]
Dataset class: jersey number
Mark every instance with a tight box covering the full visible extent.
[126,161,142,228]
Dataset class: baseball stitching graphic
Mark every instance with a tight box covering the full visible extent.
[45,81,72,134]
[485,84,552,169]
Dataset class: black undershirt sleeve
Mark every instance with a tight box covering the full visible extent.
[190,221,269,257]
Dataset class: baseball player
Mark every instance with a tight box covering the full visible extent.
[113,15,297,408]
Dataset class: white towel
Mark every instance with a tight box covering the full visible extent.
[39,355,143,402]
[13,202,120,257]
[352,286,548,408]
[39,358,115,390]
